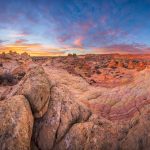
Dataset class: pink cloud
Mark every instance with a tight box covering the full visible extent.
[15,39,27,44]
[11,31,30,38]
[99,29,126,36]
[91,44,150,54]
[73,37,84,48]
[89,28,129,45]
[58,34,72,43]
[79,21,94,33]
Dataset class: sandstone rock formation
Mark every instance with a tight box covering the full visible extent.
[16,66,51,118]
[0,95,33,150]
[0,52,150,150]
[32,84,91,150]
[108,59,117,68]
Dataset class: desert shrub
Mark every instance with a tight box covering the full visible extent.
[73,53,77,57]
[95,65,99,69]
[0,72,17,85]
[68,53,72,57]
[96,70,101,74]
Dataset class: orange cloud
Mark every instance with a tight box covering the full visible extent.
[0,41,84,56]
[0,47,65,56]
[0,38,87,56]
[0,41,66,56]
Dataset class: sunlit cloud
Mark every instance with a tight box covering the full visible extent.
[0,0,150,55]
[58,34,72,43]
[73,37,84,48]
[91,43,150,54]
[10,31,30,38]
[15,39,28,44]
[0,47,65,56]
[0,39,86,56]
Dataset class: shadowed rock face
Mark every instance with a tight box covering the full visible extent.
[0,53,150,150]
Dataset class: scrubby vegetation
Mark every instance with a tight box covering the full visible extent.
[0,72,17,85]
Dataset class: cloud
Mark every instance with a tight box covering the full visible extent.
[87,28,130,47]
[0,38,67,56]
[0,39,86,56]
[78,21,94,33]
[10,31,30,38]
[92,43,150,54]
[0,0,149,56]
[73,37,84,48]
[0,40,7,44]
[15,39,28,44]
[0,47,65,56]
[58,34,72,43]
[56,20,94,47]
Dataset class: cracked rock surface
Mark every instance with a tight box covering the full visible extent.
[16,66,51,118]
[32,84,91,150]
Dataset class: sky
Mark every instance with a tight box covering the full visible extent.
[0,0,150,56]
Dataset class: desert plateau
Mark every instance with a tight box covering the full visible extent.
[0,52,150,150]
